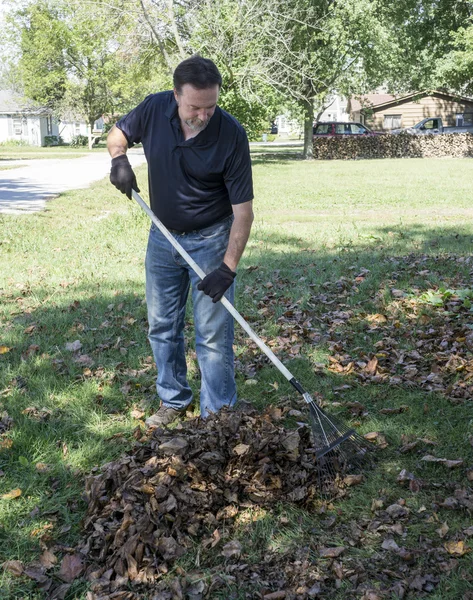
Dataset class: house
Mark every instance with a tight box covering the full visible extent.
[348,90,473,131]
[0,90,59,146]
[0,90,104,146]
[317,94,350,122]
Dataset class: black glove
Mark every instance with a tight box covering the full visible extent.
[110,155,140,199]
[198,262,236,303]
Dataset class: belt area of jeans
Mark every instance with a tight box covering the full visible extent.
[166,216,231,236]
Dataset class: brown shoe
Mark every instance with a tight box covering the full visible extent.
[145,405,186,428]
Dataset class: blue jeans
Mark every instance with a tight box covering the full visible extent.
[145,215,236,417]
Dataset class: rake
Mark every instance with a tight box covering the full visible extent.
[132,190,373,486]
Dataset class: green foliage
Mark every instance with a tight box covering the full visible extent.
[14,2,68,106]
[0,139,30,147]
[70,134,88,147]
[43,135,63,146]
[436,24,473,95]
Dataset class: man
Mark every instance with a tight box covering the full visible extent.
[107,55,254,426]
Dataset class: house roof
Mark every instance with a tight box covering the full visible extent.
[0,90,52,115]
[349,94,397,113]
[355,90,473,113]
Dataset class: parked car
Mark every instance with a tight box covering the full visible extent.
[390,116,473,135]
[313,121,382,136]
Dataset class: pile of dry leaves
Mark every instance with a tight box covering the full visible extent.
[79,406,328,599]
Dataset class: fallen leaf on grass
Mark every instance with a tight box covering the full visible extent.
[2,560,24,576]
[221,540,242,558]
[39,549,58,569]
[1,488,22,500]
[263,592,287,600]
[343,474,363,487]
[381,538,400,551]
[444,540,470,556]
[65,340,82,353]
[0,346,11,354]
[436,523,449,538]
[421,455,464,468]
[319,546,345,558]
[58,554,84,582]
[380,405,409,415]
[73,354,94,367]
[363,431,388,448]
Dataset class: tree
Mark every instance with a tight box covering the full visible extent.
[7,0,167,147]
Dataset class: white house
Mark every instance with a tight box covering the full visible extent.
[0,90,103,146]
[0,90,59,146]
[317,94,350,122]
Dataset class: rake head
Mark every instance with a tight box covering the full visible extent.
[304,394,374,495]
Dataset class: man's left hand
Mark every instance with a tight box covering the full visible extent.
[198,262,236,303]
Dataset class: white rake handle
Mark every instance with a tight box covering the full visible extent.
[132,190,297,386]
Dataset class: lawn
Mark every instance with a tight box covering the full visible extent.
[1,153,473,598]
[0,143,109,162]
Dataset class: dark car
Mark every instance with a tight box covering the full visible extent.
[313,121,382,136]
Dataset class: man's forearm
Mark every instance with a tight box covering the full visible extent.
[107,125,129,158]
[223,203,254,272]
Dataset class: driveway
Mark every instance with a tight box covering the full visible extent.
[0,149,147,214]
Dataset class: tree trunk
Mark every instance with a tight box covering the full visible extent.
[88,122,94,150]
[302,98,314,159]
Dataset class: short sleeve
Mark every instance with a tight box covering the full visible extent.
[223,131,254,205]
[116,95,154,147]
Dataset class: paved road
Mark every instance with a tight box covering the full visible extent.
[0,149,147,214]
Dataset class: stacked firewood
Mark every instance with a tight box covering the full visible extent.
[313,132,473,160]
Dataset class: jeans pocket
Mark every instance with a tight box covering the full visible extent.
[198,216,233,240]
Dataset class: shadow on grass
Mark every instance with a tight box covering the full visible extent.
[1,224,473,595]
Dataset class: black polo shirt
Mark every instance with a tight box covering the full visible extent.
[116,91,254,232]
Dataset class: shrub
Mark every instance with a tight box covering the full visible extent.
[44,135,59,146]
[70,134,89,147]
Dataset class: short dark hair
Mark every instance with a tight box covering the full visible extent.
[173,55,222,94]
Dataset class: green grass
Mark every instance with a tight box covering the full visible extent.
[0,143,109,161]
[1,153,473,598]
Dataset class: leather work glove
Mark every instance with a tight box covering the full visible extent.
[110,155,140,199]
[198,262,236,303]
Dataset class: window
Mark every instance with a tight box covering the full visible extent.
[350,123,367,134]
[46,115,53,135]
[456,113,473,126]
[383,114,402,129]
[74,122,81,135]
[12,117,23,136]
[314,123,331,134]
[423,119,440,130]
[335,123,350,134]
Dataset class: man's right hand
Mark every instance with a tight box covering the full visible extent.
[110,155,140,199]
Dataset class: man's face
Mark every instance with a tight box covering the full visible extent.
[174,84,219,133]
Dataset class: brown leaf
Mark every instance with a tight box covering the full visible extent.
[221,540,242,558]
[263,592,287,600]
[158,437,188,455]
[0,346,12,354]
[58,554,84,582]
[319,546,345,558]
[436,523,449,538]
[343,474,363,487]
[157,537,185,561]
[2,560,24,576]
[380,405,409,415]
[381,538,400,552]
[65,340,82,352]
[232,443,250,456]
[421,455,463,468]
